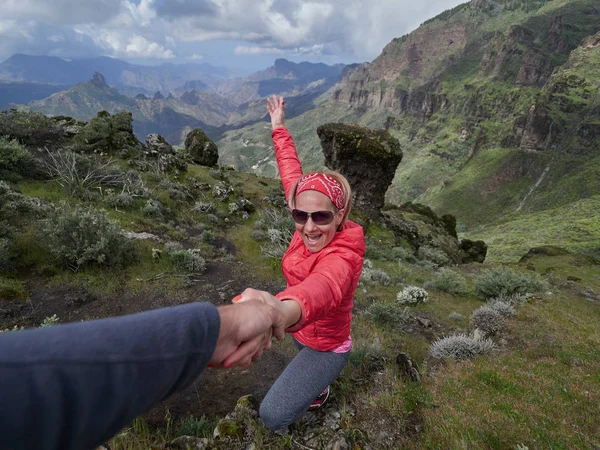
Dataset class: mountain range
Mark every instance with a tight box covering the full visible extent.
[3,58,346,143]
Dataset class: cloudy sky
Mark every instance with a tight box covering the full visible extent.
[0,0,465,72]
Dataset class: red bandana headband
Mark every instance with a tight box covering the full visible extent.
[295,173,345,209]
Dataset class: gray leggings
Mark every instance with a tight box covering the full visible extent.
[259,337,350,430]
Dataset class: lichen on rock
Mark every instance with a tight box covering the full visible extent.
[317,123,403,219]
[185,129,219,167]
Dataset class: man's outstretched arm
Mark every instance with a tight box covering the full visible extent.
[0,300,283,450]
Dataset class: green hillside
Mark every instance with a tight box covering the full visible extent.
[219,0,600,262]
[1,106,598,449]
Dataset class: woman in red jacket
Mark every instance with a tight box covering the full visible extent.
[238,95,365,430]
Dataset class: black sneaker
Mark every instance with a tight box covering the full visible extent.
[308,385,330,411]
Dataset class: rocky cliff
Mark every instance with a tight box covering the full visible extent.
[323,0,600,228]
[332,0,599,117]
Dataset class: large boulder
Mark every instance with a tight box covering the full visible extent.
[185,129,219,167]
[145,133,174,155]
[459,239,488,264]
[317,123,403,219]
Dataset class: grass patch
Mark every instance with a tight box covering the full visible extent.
[465,195,600,262]
[421,282,600,449]
[0,277,29,300]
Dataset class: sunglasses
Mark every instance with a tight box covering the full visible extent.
[291,209,335,225]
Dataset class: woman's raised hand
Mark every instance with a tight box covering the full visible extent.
[266,95,285,130]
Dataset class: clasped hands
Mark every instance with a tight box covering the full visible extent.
[209,289,301,369]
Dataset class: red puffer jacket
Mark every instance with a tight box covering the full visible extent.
[272,127,365,351]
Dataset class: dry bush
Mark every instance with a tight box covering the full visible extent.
[429,334,496,360]
[471,306,505,335]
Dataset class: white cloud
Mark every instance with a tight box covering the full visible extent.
[123,0,156,26]
[125,35,175,59]
[162,0,465,60]
[0,0,467,63]
[0,20,18,36]
[78,27,175,59]
[234,43,324,56]
[234,46,286,55]
[187,53,204,60]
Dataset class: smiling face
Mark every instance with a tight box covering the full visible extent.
[294,190,344,253]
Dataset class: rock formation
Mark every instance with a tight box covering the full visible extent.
[316,123,403,219]
[90,72,109,89]
[185,128,219,167]
[317,122,486,263]
[381,203,487,264]
[143,133,187,173]
[146,133,174,155]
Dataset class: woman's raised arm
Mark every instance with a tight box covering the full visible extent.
[267,95,303,200]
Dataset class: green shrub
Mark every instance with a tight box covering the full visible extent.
[228,202,239,214]
[39,203,138,271]
[193,200,215,214]
[251,230,265,241]
[170,249,206,274]
[360,259,391,286]
[348,337,386,366]
[473,267,549,299]
[368,301,410,326]
[424,268,470,296]
[429,334,496,360]
[0,182,39,272]
[488,293,530,306]
[366,245,415,262]
[104,191,135,209]
[212,182,234,201]
[487,299,517,317]
[397,286,428,305]
[471,306,505,335]
[417,246,450,267]
[0,277,28,299]
[395,261,413,284]
[0,136,35,180]
[40,314,59,327]
[159,180,189,202]
[74,111,140,154]
[0,110,61,146]
[200,230,215,243]
[174,415,215,439]
[238,197,255,213]
[395,246,417,263]
[0,181,37,220]
[141,199,164,219]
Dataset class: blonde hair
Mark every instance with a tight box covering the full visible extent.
[288,171,352,230]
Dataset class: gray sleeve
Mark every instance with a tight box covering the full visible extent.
[0,302,221,450]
